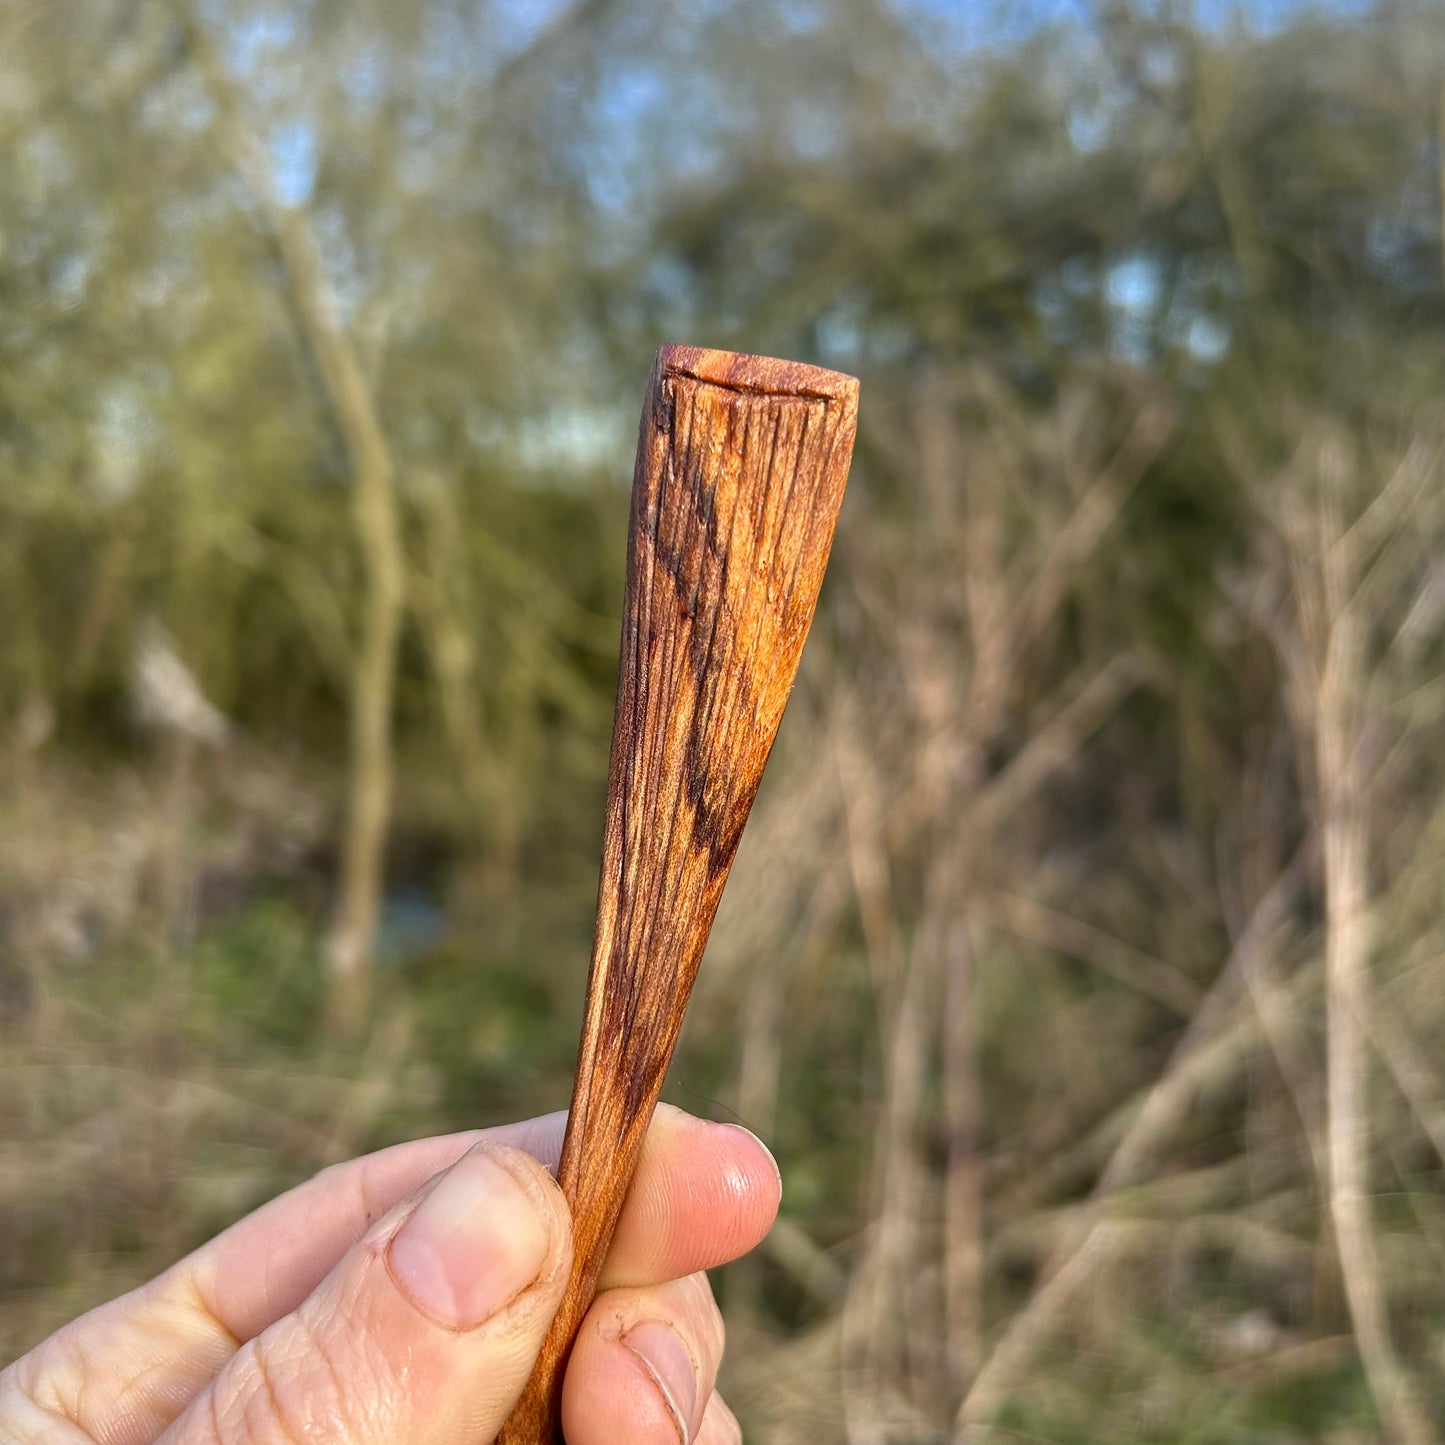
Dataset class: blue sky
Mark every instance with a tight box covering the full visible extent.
[252,0,1383,212]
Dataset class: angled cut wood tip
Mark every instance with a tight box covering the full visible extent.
[498,344,858,1444]
[656,342,861,405]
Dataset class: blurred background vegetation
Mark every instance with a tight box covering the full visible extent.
[3,0,1444,1439]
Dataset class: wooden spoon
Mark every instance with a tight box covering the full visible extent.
[498,344,858,1443]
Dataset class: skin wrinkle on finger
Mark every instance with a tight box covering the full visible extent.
[103,1293,237,1439]
[245,1330,333,1445]
[204,1255,411,1445]
[2,1283,235,1445]
[0,1374,96,1445]
[18,1327,88,1425]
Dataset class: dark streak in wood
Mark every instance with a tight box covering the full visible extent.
[497,345,858,1444]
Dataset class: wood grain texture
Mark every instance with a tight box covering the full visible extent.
[498,345,858,1443]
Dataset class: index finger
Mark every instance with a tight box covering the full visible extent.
[201,1105,778,1336]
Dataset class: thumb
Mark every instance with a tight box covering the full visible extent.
[160,1142,572,1445]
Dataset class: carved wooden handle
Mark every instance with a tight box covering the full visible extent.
[497,345,858,1443]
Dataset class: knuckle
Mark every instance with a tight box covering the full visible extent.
[1,1333,92,1440]
[234,1307,394,1445]
[0,1363,91,1445]
[236,1337,313,1445]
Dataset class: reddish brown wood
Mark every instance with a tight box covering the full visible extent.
[498,345,858,1443]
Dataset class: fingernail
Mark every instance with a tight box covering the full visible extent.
[623,1320,699,1442]
[389,1147,551,1329]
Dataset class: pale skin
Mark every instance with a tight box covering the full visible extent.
[0,1104,782,1445]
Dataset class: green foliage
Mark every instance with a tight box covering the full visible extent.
[190,896,327,1051]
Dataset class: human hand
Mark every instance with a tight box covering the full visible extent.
[0,1104,780,1443]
